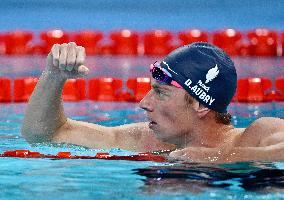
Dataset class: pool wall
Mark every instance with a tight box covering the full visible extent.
[0,0,284,31]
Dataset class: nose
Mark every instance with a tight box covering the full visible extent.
[139,91,154,112]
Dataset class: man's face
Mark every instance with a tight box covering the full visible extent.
[139,78,198,145]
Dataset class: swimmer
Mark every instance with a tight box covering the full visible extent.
[21,42,284,163]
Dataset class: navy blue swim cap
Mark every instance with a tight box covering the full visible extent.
[160,42,237,113]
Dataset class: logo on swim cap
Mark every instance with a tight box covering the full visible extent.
[205,64,219,84]
[162,61,178,75]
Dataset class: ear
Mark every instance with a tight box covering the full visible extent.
[190,99,210,118]
[196,107,210,118]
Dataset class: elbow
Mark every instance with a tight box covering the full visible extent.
[21,118,68,144]
[21,124,33,143]
[21,125,52,144]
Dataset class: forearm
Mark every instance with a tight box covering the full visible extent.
[228,143,284,162]
[21,71,67,142]
[169,143,284,163]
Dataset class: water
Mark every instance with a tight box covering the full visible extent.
[1,100,284,199]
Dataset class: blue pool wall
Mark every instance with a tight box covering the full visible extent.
[0,0,284,31]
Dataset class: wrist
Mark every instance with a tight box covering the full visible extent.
[42,70,67,83]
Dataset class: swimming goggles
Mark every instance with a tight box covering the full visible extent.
[150,61,182,88]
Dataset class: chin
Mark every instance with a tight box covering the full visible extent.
[152,129,163,138]
[154,130,171,142]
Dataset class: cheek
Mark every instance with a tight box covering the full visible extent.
[160,108,176,123]
[159,104,188,127]
[157,105,191,140]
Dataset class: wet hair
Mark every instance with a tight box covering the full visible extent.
[215,112,232,125]
[184,93,232,125]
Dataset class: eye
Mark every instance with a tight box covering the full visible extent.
[153,87,166,97]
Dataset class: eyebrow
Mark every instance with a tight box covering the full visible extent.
[151,82,171,91]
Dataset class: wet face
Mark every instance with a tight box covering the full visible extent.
[139,78,199,145]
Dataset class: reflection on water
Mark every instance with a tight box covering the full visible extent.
[134,162,284,194]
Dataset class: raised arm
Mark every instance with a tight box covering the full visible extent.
[21,42,89,143]
[21,42,173,152]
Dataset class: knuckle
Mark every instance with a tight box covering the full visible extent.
[67,42,74,47]
[51,45,59,55]
[60,43,68,50]
[77,46,85,52]
[67,43,76,53]
[52,44,59,49]
[69,42,76,46]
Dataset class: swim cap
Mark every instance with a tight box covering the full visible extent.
[160,42,237,113]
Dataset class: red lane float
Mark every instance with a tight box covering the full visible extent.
[282,32,284,56]
[127,77,151,102]
[4,31,33,55]
[14,77,38,102]
[179,29,208,46]
[143,30,173,56]
[28,44,47,55]
[62,79,86,101]
[213,29,243,56]
[110,29,139,55]
[89,78,123,101]
[98,44,115,55]
[275,77,284,101]
[3,76,284,103]
[74,30,103,55]
[0,78,11,102]
[0,150,166,162]
[236,78,274,102]
[14,77,86,102]
[0,33,5,54]
[40,29,70,53]
[1,28,284,56]
[247,29,278,57]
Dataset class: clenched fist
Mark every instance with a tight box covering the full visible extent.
[46,42,89,80]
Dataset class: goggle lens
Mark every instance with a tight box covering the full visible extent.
[150,62,182,88]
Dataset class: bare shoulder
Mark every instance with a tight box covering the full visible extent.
[246,117,284,134]
[53,119,172,152]
[238,117,284,147]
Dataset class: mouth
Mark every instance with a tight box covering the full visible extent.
[148,121,157,129]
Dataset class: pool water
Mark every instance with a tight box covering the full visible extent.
[1,101,284,200]
[1,55,284,199]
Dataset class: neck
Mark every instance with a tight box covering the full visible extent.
[182,120,235,148]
